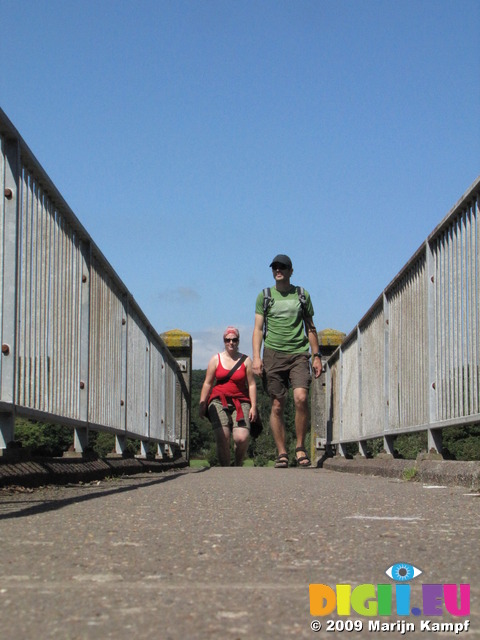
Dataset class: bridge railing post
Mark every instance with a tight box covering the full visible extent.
[311,329,345,466]
[161,330,192,463]
[0,137,20,453]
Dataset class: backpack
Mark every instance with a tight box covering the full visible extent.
[262,286,307,339]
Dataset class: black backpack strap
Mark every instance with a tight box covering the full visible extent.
[296,286,310,337]
[262,287,272,339]
[296,286,307,313]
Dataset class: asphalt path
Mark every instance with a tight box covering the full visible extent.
[0,467,478,639]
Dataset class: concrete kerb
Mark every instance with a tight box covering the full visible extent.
[1,454,479,491]
[321,455,480,490]
[0,456,188,488]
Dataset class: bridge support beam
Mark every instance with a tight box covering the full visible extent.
[74,427,89,452]
[427,428,443,456]
[337,443,348,457]
[383,435,395,457]
[138,440,149,459]
[358,441,368,458]
[115,435,126,456]
[0,412,15,451]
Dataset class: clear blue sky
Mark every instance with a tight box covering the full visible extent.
[1,0,478,368]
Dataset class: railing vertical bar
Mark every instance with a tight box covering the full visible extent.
[441,231,449,420]
[357,326,362,440]
[427,241,437,427]
[473,197,480,414]
[461,210,468,415]
[383,293,390,435]
[436,235,443,419]
[466,205,473,414]
[447,224,454,418]
[457,217,463,415]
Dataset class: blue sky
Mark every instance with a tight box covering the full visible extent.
[1,0,479,368]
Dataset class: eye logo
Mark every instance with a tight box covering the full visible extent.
[385,563,422,582]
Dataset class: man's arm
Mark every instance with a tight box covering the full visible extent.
[252,312,264,375]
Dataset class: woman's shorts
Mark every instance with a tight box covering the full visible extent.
[262,348,311,399]
[208,399,251,431]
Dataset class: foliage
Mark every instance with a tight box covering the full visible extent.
[14,418,72,457]
[190,369,215,457]
[351,427,480,461]
[88,432,138,458]
[395,432,428,459]
[14,419,139,458]
[442,425,480,461]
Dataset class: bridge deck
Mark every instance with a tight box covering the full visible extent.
[0,467,478,639]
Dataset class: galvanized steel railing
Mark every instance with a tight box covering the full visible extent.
[323,177,479,456]
[0,108,190,458]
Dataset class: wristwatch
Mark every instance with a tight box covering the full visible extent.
[312,352,322,359]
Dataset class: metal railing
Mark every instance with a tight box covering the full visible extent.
[322,176,479,456]
[0,108,190,459]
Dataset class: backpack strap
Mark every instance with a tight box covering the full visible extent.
[262,287,272,339]
[296,285,315,337]
[263,286,308,339]
[296,286,307,317]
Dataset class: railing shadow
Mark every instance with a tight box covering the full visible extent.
[0,466,210,521]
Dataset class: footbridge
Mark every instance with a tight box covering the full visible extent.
[1,108,478,470]
[0,108,479,639]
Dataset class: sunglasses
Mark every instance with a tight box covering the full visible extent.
[224,338,239,343]
[271,263,289,270]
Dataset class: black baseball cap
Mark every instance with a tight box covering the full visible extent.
[269,254,292,268]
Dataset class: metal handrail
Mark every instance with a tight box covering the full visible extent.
[322,176,479,456]
[0,108,190,459]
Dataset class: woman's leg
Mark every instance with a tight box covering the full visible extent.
[215,426,232,466]
[232,427,249,466]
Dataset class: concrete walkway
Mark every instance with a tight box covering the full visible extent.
[0,466,478,639]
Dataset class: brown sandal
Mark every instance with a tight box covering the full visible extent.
[295,447,311,467]
[274,453,289,468]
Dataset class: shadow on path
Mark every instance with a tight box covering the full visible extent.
[0,466,210,521]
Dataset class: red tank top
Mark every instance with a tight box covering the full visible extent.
[208,354,251,413]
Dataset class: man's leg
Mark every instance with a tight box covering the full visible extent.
[293,387,310,464]
[270,395,287,455]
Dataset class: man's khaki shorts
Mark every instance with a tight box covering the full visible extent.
[262,348,311,400]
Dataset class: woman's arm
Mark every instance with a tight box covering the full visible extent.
[245,357,257,420]
[199,355,218,417]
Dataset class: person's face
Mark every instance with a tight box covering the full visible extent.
[271,262,292,282]
[224,334,239,354]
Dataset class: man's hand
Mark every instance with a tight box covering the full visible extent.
[312,357,323,378]
[252,356,263,376]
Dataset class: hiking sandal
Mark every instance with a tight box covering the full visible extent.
[274,453,289,468]
[295,446,311,467]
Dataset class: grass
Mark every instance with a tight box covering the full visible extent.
[402,467,418,481]
[189,459,210,468]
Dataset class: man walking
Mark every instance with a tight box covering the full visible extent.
[252,254,322,468]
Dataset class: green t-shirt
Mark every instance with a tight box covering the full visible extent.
[255,285,314,354]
